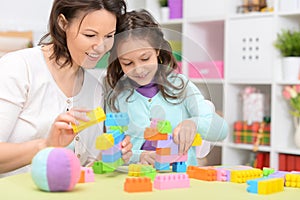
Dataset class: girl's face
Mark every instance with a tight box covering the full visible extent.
[117,38,159,86]
[63,9,116,69]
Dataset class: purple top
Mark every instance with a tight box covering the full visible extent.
[136,82,159,150]
[136,82,159,98]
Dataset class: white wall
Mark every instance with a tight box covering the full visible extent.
[0,0,53,45]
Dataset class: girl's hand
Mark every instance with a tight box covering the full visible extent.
[140,151,156,165]
[46,108,91,147]
[173,120,197,155]
[121,135,133,163]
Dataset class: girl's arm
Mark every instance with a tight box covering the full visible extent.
[184,81,229,142]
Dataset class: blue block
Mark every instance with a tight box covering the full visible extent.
[105,113,129,126]
[108,130,125,145]
[155,162,170,171]
[247,177,269,194]
[172,162,187,172]
[102,151,122,162]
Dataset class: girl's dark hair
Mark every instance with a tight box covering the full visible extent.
[106,9,186,112]
[39,0,126,68]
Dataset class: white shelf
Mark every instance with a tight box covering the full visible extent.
[226,142,271,152]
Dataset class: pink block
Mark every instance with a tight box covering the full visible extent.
[155,154,187,163]
[150,118,160,128]
[81,167,95,183]
[215,168,227,181]
[154,173,190,190]
[188,60,224,79]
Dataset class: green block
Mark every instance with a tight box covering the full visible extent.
[109,126,128,132]
[103,158,124,172]
[157,120,172,134]
[92,161,106,174]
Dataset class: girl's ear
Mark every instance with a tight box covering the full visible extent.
[57,14,68,31]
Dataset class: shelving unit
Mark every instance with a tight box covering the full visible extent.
[127,0,300,169]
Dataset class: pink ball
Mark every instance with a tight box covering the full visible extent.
[31,147,81,192]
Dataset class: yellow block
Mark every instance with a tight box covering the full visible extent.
[95,134,114,150]
[72,107,106,133]
[192,133,202,146]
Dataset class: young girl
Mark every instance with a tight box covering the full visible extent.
[105,10,228,166]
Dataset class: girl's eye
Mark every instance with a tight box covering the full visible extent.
[141,57,150,61]
[105,34,114,39]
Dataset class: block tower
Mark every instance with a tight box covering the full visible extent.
[93,112,129,173]
[144,119,202,172]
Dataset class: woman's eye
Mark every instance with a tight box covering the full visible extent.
[123,62,132,66]
[84,34,95,38]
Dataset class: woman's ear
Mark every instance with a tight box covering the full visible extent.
[57,14,68,31]
[156,50,160,57]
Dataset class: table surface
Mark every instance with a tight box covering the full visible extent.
[1,171,300,200]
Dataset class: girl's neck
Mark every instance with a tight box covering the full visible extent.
[136,81,159,98]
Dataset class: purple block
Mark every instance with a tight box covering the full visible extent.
[102,142,121,155]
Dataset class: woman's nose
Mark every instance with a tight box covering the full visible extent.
[93,39,105,53]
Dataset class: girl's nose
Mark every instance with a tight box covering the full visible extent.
[134,65,144,74]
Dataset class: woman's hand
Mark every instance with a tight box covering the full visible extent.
[46,108,91,147]
[173,119,197,155]
[140,151,156,165]
[121,135,132,163]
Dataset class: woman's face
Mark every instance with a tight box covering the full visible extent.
[64,9,116,69]
[117,38,159,86]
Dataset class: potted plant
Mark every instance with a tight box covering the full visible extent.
[274,29,300,81]
[159,0,169,22]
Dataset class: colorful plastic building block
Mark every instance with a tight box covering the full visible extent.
[72,107,106,133]
[128,164,157,180]
[124,177,152,193]
[144,127,168,140]
[105,112,129,126]
[230,168,262,183]
[187,166,217,181]
[157,120,172,133]
[247,177,284,194]
[95,134,114,150]
[192,133,202,146]
[262,167,275,177]
[172,162,187,172]
[78,167,95,183]
[153,173,190,190]
[285,173,300,188]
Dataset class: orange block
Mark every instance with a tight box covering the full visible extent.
[156,148,171,155]
[124,177,152,192]
[187,166,217,181]
[144,128,168,141]
[78,170,85,183]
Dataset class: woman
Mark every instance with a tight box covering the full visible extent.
[0,0,132,178]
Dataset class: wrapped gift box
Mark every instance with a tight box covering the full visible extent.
[243,92,264,123]
[233,121,270,146]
